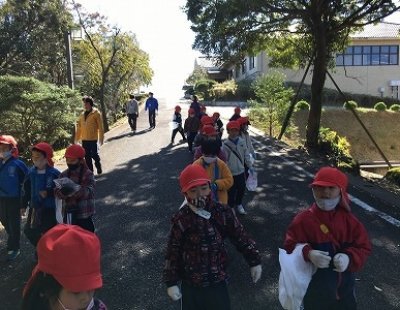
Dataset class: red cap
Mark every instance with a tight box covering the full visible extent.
[201,125,218,136]
[212,112,220,119]
[179,164,211,193]
[175,105,181,111]
[227,120,240,130]
[188,108,195,114]
[32,142,54,167]
[238,116,250,126]
[65,144,86,159]
[311,166,350,210]
[201,116,214,126]
[234,106,241,113]
[24,225,102,294]
[0,135,19,157]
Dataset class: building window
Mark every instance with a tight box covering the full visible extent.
[249,56,255,70]
[392,86,399,99]
[241,59,247,74]
[336,45,398,66]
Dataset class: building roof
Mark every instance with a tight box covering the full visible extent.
[195,57,219,70]
[352,22,400,39]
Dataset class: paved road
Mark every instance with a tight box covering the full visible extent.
[1,99,399,309]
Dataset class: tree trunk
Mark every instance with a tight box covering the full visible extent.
[99,77,109,132]
[305,25,328,149]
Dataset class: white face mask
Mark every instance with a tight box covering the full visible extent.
[0,150,12,160]
[203,156,217,164]
[313,192,341,211]
[58,297,94,310]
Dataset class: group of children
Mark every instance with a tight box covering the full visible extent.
[164,104,371,310]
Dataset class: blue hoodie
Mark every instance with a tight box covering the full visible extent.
[0,157,28,198]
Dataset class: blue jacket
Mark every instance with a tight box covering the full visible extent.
[0,157,28,198]
[145,97,158,112]
[24,166,60,209]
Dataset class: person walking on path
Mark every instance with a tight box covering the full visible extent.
[163,164,262,310]
[189,95,201,119]
[54,144,96,232]
[75,96,104,175]
[213,112,224,139]
[193,125,227,162]
[126,93,139,133]
[283,167,371,310]
[238,116,256,178]
[229,106,241,121]
[145,92,159,129]
[184,108,200,153]
[22,224,107,310]
[171,105,186,145]
[0,135,28,261]
[223,121,253,215]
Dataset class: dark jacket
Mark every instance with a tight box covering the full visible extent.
[163,200,261,288]
[172,112,183,125]
[284,203,371,303]
[184,116,200,133]
[145,97,158,112]
[0,157,28,199]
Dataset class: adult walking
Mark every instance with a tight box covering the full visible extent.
[189,95,201,119]
[75,96,104,175]
[126,93,139,133]
[145,92,158,129]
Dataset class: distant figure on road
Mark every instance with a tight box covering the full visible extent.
[163,164,262,310]
[184,108,200,153]
[283,167,371,310]
[126,93,139,133]
[145,92,158,129]
[213,112,224,139]
[22,224,106,310]
[229,106,241,121]
[171,105,186,145]
[189,95,201,119]
[75,96,104,175]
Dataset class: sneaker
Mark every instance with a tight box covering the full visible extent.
[236,204,247,215]
[96,167,102,175]
[7,249,20,261]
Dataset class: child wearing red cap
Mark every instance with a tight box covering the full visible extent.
[283,167,371,310]
[55,144,96,232]
[193,125,227,162]
[22,224,106,310]
[184,108,200,153]
[171,105,187,145]
[163,164,262,310]
[23,142,60,248]
[0,135,28,261]
[223,121,253,215]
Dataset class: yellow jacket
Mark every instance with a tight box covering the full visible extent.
[193,157,233,205]
[75,108,104,143]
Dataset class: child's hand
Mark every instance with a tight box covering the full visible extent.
[309,250,331,268]
[250,264,262,283]
[333,253,350,272]
[167,285,182,301]
[39,191,47,198]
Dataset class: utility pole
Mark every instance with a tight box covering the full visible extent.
[64,31,74,89]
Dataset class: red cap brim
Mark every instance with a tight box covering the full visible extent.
[181,178,210,193]
[310,180,337,187]
[54,271,103,292]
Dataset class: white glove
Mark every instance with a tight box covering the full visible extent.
[167,285,182,301]
[308,250,332,268]
[250,265,262,283]
[333,253,350,272]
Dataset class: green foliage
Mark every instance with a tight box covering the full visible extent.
[186,66,208,85]
[0,75,81,156]
[374,101,387,111]
[236,79,255,100]
[343,100,358,110]
[389,104,400,112]
[385,167,400,186]
[211,80,237,100]
[295,100,310,111]
[318,127,358,172]
[194,79,217,100]
[250,71,294,137]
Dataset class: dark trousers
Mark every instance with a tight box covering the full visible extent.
[148,110,156,128]
[82,140,101,173]
[0,198,21,251]
[171,126,186,142]
[24,207,57,247]
[187,132,197,152]
[228,173,246,207]
[66,213,95,233]
[127,113,138,131]
[181,281,231,310]
[304,290,357,310]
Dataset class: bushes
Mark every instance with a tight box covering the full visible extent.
[343,100,358,110]
[0,75,81,157]
[211,80,237,100]
[194,79,216,100]
[374,101,387,111]
[295,100,310,111]
[385,167,400,186]
[390,104,400,112]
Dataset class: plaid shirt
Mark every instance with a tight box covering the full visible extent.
[163,201,261,287]
[59,165,95,219]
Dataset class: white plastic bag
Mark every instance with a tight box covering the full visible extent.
[55,198,64,224]
[246,170,258,191]
[278,244,316,310]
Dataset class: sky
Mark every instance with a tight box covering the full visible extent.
[76,0,201,102]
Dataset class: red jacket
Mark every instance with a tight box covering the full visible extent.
[284,203,371,302]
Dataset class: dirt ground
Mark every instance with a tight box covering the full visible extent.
[292,108,400,162]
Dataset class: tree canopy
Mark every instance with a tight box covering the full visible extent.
[185,0,400,148]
